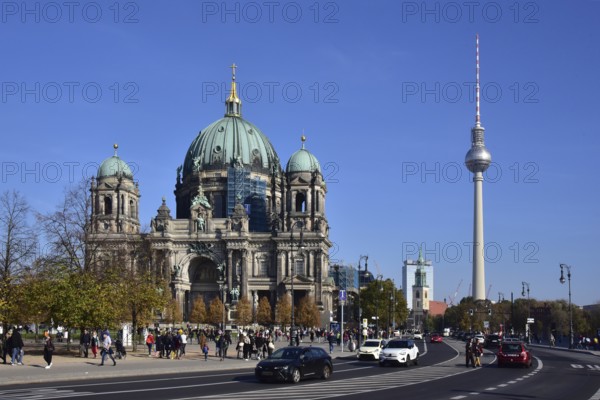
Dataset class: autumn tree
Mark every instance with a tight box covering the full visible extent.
[0,190,38,333]
[275,295,291,328]
[296,296,320,327]
[190,296,207,326]
[164,298,183,328]
[208,297,224,327]
[256,296,273,326]
[236,296,253,328]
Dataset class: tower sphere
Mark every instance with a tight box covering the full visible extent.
[465,145,492,173]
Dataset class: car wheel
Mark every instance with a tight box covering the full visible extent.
[498,363,503,368]
[405,355,411,367]
[379,361,385,367]
[413,353,419,366]
[289,368,301,384]
[321,365,331,380]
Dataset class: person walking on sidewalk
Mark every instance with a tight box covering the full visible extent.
[146,331,155,357]
[91,331,99,358]
[43,331,55,369]
[9,328,24,365]
[80,329,91,358]
[99,331,116,366]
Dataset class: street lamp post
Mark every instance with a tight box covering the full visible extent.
[376,275,383,338]
[289,221,304,346]
[357,255,368,348]
[216,270,226,361]
[559,264,574,349]
[521,281,530,344]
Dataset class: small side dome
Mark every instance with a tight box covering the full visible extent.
[286,135,321,174]
[97,144,133,179]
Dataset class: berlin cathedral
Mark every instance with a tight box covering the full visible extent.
[86,67,334,327]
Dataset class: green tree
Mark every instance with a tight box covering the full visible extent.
[0,190,38,333]
[256,296,273,326]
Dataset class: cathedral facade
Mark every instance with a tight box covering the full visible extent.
[86,68,334,327]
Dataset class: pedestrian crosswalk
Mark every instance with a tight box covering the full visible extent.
[0,388,96,399]
[194,364,478,400]
[571,364,600,371]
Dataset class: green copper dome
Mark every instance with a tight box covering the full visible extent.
[97,145,133,179]
[183,116,280,177]
[183,68,282,177]
[286,136,321,173]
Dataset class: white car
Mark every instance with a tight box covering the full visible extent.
[474,334,485,344]
[413,331,423,340]
[379,339,419,367]
[357,339,384,360]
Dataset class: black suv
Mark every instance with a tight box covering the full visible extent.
[485,334,501,348]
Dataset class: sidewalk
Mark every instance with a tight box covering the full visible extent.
[0,340,355,386]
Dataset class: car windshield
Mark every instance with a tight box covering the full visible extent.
[269,348,301,360]
[501,343,522,353]
[363,341,380,347]
[386,341,410,349]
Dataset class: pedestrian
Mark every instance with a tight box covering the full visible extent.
[9,327,24,366]
[80,329,91,358]
[43,331,55,369]
[91,331,99,358]
[179,329,187,358]
[202,343,209,361]
[99,331,116,366]
[267,336,275,357]
[550,333,556,348]
[1,330,9,364]
[146,331,155,357]
[465,339,474,368]
[327,331,335,354]
[243,332,251,360]
[473,340,482,367]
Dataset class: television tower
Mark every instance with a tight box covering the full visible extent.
[465,34,492,301]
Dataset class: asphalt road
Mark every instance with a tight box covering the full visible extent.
[1,339,599,400]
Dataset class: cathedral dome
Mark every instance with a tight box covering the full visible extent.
[285,136,321,174]
[97,144,133,179]
[182,115,280,177]
[182,66,280,178]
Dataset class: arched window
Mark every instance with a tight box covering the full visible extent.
[130,199,135,218]
[295,192,306,212]
[104,196,112,215]
[120,195,125,214]
[415,290,420,299]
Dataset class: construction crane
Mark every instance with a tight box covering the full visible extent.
[448,279,463,306]
[486,284,492,300]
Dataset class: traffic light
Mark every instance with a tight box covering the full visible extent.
[488,309,492,316]
[469,309,473,316]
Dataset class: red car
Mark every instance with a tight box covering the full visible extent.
[430,333,443,343]
[497,341,532,368]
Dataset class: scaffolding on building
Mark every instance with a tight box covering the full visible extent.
[227,166,267,232]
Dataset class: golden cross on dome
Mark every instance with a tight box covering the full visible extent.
[229,63,237,81]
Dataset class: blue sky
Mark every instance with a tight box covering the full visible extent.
[2,0,599,305]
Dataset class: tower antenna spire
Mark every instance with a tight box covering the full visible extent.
[475,33,480,126]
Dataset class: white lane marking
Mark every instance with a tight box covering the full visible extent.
[589,387,600,400]
[485,387,497,391]
[498,384,508,387]
[450,396,466,399]
[508,380,517,384]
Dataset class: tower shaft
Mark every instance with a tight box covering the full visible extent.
[472,171,485,300]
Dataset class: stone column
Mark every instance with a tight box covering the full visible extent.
[241,249,249,300]
[227,249,233,289]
